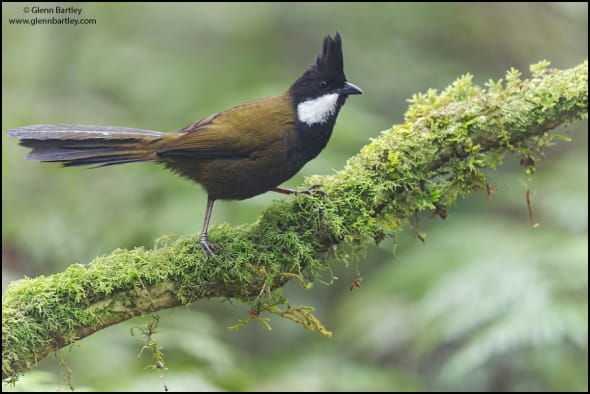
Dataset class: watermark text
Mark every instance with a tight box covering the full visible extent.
[8,5,97,26]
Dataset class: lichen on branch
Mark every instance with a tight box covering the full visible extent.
[2,60,587,383]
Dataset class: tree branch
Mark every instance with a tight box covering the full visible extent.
[2,60,587,383]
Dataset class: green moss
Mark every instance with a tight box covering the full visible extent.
[3,60,588,383]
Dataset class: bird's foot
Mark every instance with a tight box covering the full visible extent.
[273,184,327,197]
[199,233,221,263]
[298,184,327,197]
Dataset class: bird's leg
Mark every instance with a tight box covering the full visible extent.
[272,184,327,197]
[199,197,221,262]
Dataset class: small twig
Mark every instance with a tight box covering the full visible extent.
[526,186,541,228]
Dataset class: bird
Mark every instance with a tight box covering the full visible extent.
[8,32,362,261]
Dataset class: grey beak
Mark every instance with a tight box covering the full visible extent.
[338,81,363,95]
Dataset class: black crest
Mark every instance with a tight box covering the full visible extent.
[314,32,344,78]
[289,32,347,100]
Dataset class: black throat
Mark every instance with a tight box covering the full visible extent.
[288,94,348,169]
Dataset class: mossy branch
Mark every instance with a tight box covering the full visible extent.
[2,60,587,383]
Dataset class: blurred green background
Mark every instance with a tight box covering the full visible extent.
[2,2,587,392]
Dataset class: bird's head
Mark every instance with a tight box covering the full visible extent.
[289,33,362,127]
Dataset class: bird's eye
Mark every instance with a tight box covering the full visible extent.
[319,80,329,89]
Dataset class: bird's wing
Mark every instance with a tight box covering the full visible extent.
[177,112,222,133]
[158,95,294,159]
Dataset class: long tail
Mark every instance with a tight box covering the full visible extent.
[8,124,165,167]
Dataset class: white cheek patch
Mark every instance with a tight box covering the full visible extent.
[297,93,339,126]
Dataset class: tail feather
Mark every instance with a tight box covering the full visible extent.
[8,124,165,166]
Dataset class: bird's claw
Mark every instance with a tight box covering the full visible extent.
[296,184,327,197]
[272,185,327,197]
[200,235,221,263]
